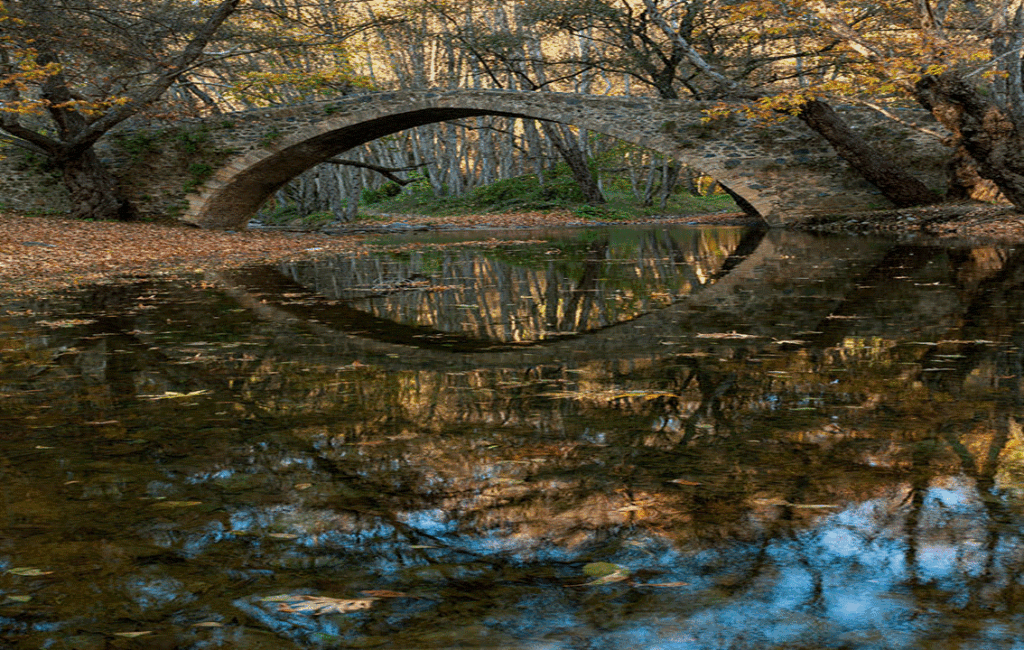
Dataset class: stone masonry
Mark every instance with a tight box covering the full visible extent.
[0,89,950,228]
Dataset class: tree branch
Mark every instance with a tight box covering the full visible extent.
[325,158,429,185]
[71,0,241,151]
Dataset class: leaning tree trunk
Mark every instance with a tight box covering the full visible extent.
[915,73,1024,211]
[798,100,940,208]
[59,148,138,221]
[541,122,605,206]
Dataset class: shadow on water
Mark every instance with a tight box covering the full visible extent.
[3,224,1024,648]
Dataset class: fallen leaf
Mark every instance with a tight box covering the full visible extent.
[265,595,377,615]
[668,479,702,486]
[4,595,32,602]
[573,562,632,586]
[143,390,210,400]
[7,567,53,576]
[114,631,152,638]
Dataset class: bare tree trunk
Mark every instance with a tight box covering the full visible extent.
[541,122,606,205]
[60,150,138,221]
[946,145,1006,203]
[915,73,1024,210]
[798,100,940,207]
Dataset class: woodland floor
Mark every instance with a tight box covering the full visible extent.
[0,203,1020,296]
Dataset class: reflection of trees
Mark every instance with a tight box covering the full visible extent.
[280,227,745,342]
[8,231,1024,646]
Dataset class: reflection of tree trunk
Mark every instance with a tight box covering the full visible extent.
[561,239,608,331]
[798,100,940,208]
[680,366,735,444]
[902,482,925,587]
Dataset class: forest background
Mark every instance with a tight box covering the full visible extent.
[1,0,1023,227]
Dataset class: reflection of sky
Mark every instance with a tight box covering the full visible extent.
[161,470,1024,648]
[639,476,1019,649]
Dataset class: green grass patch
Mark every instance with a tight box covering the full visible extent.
[359,164,736,220]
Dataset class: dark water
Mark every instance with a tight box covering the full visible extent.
[3,224,1024,649]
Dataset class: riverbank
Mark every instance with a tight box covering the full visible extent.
[1,203,1020,296]
[0,209,757,295]
[793,202,1024,242]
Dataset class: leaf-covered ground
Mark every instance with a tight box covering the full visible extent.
[0,213,367,295]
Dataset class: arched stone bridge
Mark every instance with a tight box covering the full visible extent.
[181,89,945,229]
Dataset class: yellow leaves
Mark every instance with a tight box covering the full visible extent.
[226,68,373,105]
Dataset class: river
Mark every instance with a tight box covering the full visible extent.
[2,223,1023,649]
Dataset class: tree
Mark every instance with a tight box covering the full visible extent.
[0,0,384,222]
[735,0,1022,208]
[0,0,245,221]
[642,0,943,208]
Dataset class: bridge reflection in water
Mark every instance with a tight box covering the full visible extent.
[281,226,753,343]
[1,225,1024,649]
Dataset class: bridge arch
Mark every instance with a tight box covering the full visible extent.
[182,90,934,229]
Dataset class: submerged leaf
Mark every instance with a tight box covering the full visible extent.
[577,569,631,586]
[143,390,210,400]
[4,595,32,602]
[265,594,377,615]
[582,562,627,578]
[7,567,53,576]
[575,562,633,586]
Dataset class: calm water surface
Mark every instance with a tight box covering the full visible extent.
[2,224,1024,649]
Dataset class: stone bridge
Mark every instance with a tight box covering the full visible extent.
[179,90,946,229]
[0,89,947,226]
